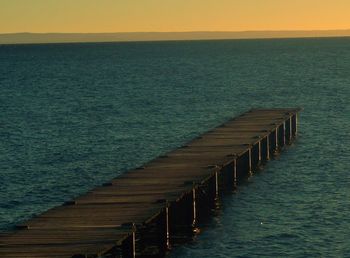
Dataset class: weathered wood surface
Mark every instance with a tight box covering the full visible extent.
[0,108,301,258]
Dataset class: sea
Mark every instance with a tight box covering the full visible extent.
[0,37,350,257]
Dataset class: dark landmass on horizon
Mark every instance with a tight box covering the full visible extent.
[1,30,350,45]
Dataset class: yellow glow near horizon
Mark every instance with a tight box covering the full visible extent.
[1,0,350,33]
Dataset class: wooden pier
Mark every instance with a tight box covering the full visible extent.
[0,108,301,258]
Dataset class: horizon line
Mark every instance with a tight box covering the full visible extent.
[2,29,350,35]
[1,29,350,45]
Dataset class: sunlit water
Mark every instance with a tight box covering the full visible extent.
[0,38,349,257]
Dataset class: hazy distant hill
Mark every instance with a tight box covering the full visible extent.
[1,30,350,45]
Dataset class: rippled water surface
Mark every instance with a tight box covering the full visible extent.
[0,38,350,257]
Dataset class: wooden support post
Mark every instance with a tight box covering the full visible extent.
[258,140,262,164]
[121,223,136,258]
[248,148,252,174]
[275,127,279,152]
[233,159,237,186]
[132,223,136,258]
[192,187,197,227]
[266,135,270,160]
[215,171,219,198]
[289,117,293,143]
[165,203,170,250]
[295,113,298,136]
[283,122,286,146]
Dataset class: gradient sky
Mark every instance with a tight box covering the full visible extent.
[1,0,350,33]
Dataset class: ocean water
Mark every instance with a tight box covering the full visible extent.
[0,38,350,257]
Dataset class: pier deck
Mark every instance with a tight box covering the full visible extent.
[0,108,301,258]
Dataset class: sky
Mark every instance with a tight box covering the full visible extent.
[1,0,350,33]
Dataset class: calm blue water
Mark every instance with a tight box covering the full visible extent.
[1,38,350,257]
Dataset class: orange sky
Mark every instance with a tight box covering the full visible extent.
[1,0,350,33]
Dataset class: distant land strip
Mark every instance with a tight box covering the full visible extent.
[1,30,350,45]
